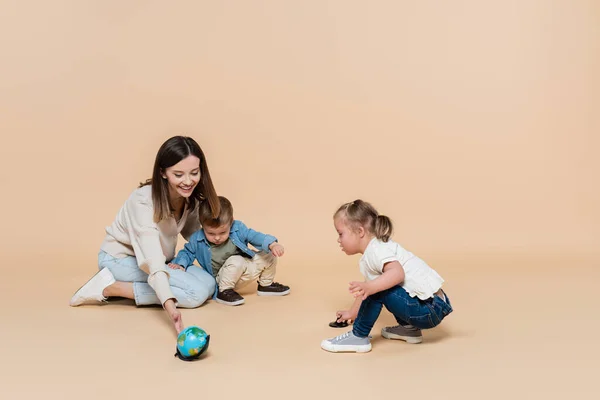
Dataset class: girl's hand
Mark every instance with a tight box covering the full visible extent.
[336,310,355,323]
[349,281,373,300]
[168,263,185,271]
[164,299,183,334]
[269,243,285,257]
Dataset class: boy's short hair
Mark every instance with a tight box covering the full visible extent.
[199,196,233,227]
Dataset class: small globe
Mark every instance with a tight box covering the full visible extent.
[176,326,210,359]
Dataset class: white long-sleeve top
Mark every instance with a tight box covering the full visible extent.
[100,185,200,305]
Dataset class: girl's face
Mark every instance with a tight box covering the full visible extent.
[334,216,363,255]
[162,155,201,200]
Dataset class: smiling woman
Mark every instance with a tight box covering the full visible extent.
[69,136,221,335]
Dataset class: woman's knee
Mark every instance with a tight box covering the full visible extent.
[180,280,214,308]
[178,295,207,309]
[185,292,210,308]
[185,267,216,290]
[200,278,216,297]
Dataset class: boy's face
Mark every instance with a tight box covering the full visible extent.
[204,223,232,246]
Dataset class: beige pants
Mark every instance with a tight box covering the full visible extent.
[216,252,277,291]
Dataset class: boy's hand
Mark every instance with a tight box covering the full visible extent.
[349,281,373,300]
[269,243,285,257]
[168,263,185,271]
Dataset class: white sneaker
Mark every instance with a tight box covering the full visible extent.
[320,330,372,353]
[69,268,116,306]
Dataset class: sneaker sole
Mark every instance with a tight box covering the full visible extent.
[257,289,290,296]
[69,268,114,307]
[215,298,245,306]
[381,329,423,344]
[320,341,372,353]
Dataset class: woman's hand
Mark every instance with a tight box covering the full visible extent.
[164,299,183,334]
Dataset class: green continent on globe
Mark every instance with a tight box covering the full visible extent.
[189,327,206,337]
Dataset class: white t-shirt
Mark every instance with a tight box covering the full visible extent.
[359,238,444,300]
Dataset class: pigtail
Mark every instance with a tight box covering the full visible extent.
[374,215,393,242]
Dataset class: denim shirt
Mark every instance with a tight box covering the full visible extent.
[172,220,277,297]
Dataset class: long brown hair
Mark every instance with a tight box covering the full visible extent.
[334,199,393,242]
[140,136,220,222]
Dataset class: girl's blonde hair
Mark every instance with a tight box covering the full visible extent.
[334,199,393,242]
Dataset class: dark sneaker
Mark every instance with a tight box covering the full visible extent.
[257,282,290,296]
[216,289,245,306]
[381,324,423,343]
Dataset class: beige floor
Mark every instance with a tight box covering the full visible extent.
[1,1,598,399]
[1,251,597,400]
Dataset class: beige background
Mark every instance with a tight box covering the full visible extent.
[0,1,598,399]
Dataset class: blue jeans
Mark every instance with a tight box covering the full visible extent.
[98,251,216,308]
[353,285,453,338]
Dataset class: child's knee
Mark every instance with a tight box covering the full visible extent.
[255,251,277,267]
[223,255,247,270]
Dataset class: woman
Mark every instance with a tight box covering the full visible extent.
[70,136,220,333]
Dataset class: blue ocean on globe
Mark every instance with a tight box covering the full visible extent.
[177,326,209,357]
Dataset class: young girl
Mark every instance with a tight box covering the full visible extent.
[69,136,220,334]
[321,200,453,353]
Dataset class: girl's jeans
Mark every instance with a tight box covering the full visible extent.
[353,285,453,337]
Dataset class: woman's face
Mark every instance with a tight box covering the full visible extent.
[162,155,201,200]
